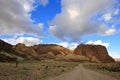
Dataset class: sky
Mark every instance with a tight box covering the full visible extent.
[0,0,120,58]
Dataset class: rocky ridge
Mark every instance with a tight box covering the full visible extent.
[13,43,74,60]
[0,39,115,63]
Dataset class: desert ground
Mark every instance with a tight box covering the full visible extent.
[0,60,120,80]
[0,60,78,80]
[49,63,120,80]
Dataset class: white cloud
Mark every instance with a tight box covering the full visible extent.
[49,0,117,42]
[2,37,42,46]
[16,37,42,46]
[103,13,112,21]
[40,0,49,6]
[57,42,79,50]
[0,0,43,36]
[67,8,79,19]
[19,0,35,12]
[85,40,109,48]
[99,24,116,36]
[104,28,116,35]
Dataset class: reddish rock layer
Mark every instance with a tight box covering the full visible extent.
[13,44,73,60]
[74,44,115,63]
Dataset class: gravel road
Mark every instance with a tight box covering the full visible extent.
[48,64,118,80]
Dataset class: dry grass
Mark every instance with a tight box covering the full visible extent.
[0,60,79,80]
[84,63,120,80]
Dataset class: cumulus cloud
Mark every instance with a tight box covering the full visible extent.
[57,40,109,50]
[2,37,42,46]
[99,24,116,36]
[103,13,112,21]
[57,42,79,50]
[40,0,49,6]
[0,0,43,36]
[49,0,117,42]
[85,40,109,48]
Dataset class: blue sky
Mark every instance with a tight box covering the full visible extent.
[0,0,120,58]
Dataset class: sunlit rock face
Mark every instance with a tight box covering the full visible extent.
[13,44,73,60]
[74,44,115,63]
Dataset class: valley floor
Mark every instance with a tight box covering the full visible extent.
[49,64,119,80]
[0,60,78,80]
[0,60,119,80]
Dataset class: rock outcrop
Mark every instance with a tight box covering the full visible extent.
[0,39,115,63]
[13,43,37,59]
[33,44,73,55]
[74,44,115,63]
[0,39,24,62]
[13,44,73,60]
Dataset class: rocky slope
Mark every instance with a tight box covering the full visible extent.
[13,43,37,59]
[0,39,24,62]
[13,43,90,61]
[74,44,115,63]
[0,39,115,63]
[13,43,74,60]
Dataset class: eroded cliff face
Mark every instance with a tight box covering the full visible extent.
[13,44,74,60]
[74,44,115,63]
[0,39,115,62]
[13,43,115,62]
[33,44,73,55]
[13,43,37,59]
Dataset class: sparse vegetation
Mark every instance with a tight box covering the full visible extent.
[0,60,79,80]
[0,39,118,80]
[84,63,120,79]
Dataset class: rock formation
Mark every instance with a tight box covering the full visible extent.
[74,44,115,63]
[13,43,37,59]
[13,44,73,60]
[0,39,115,63]
[33,44,73,55]
[0,39,24,62]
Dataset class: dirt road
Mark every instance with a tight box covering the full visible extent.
[48,64,118,80]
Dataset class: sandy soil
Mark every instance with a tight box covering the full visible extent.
[0,61,78,80]
[48,64,118,80]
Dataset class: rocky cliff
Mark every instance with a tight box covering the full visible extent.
[13,43,73,60]
[0,39,115,63]
[74,44,115,63]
